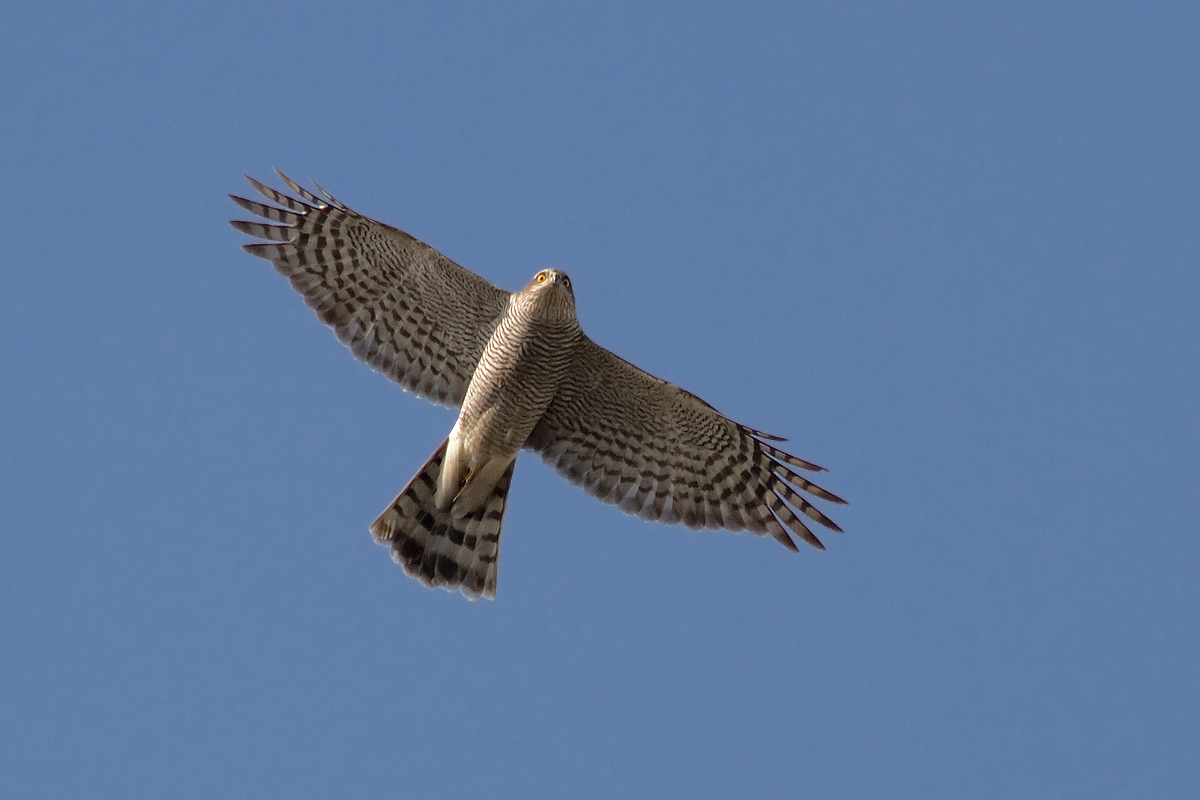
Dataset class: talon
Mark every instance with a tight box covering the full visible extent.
[453,469,475,502]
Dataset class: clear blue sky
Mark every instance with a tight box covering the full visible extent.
[3,1,1197,797]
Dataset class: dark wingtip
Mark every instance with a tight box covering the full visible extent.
[775,531,801,552]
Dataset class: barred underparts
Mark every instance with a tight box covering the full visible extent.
[230,172,846,599]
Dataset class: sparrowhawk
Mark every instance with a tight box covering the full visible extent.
[230,172,846,599]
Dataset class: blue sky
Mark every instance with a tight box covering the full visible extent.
[3,1,1197,797]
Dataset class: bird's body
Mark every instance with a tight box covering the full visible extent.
[231,173,846,599]
[439,270,581,516]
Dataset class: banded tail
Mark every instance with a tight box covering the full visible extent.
[370,439,516,600]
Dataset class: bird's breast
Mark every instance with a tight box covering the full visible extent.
[456,312,580,460]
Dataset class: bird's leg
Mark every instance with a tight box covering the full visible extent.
[436,428,467,511]
[451,454,516,517]
[454,468,476,500]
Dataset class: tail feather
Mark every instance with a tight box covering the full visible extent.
[370,439,515,600]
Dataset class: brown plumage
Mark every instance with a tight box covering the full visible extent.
[230,172,846,599]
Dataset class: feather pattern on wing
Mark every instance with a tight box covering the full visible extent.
[525,338,846,550]
[230,172,511,407]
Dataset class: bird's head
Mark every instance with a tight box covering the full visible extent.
[522,268,576,312]
[519,268,577,325]
[525,268,574,298]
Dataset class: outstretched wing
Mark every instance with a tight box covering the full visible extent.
[525,337,846,550]
[230,172,511,407]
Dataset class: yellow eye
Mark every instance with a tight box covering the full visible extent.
[536,272,547,283]
[562,276,571,288]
